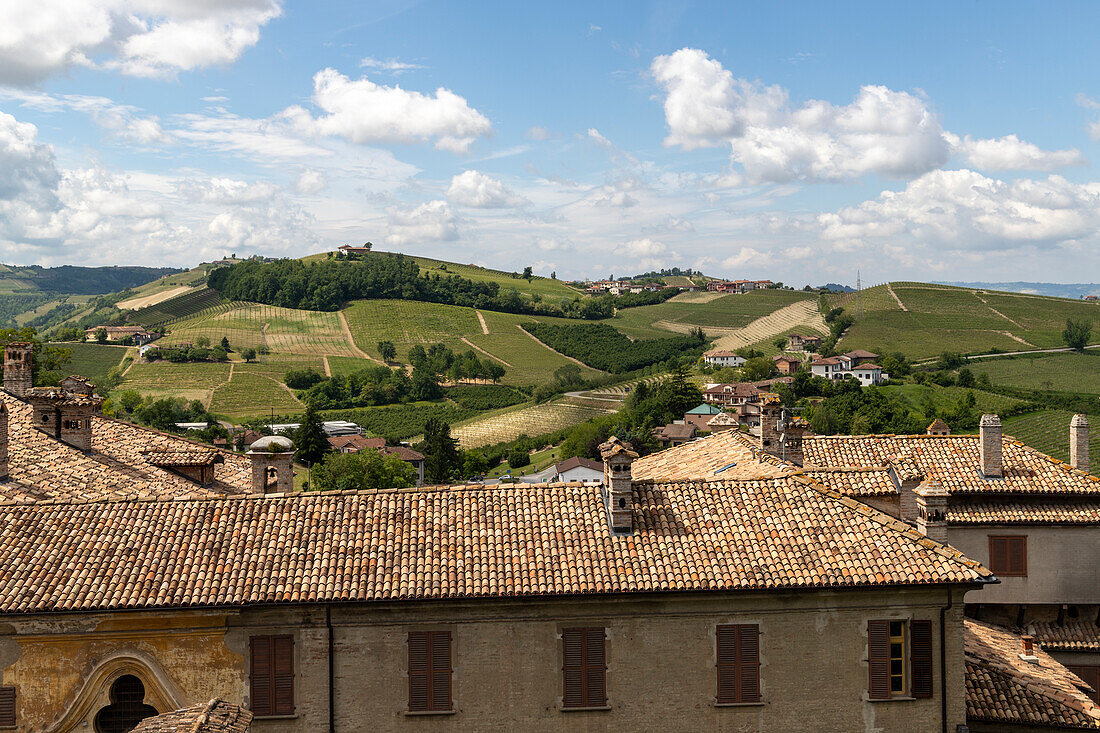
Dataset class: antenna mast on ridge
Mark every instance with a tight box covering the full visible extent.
[856,269,863,319]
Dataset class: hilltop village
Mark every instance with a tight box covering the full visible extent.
[0,248,1096,732]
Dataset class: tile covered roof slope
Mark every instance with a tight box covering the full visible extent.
[131,699,252,733]
[0,390,252,502]
[632,429,793,482]
[1029,621,1100,653]
[965,619,1100,729]
[801,434,1100,496]
[0,477,990,614]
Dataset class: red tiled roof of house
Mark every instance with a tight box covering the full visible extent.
[1029,621,1100,652]
[383,445,424,462]
[801,468,898,497]
[0,476,990,613]
[0,392,251,503]
[947,501,1100,525]
[554,456,602,473]
[131,699,252,733]
[655,423,696,441]
[143,447,224,468]
[842,350,879,359]
[801,434,1100,496]
[965,619,1100,729]
[704,383,760,397]
[633,429,794,482]
[852,363,882,370]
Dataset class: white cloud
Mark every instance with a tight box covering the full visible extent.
[586,128,614,149]
[0,89,172,145]
[295,169,326,195]
[0,109,59,208]
[721,247,765,269]
[286,68,492,153]
[612,238,676,271]
[947,133,1085,171]
[651,48,1078,182]
[525,126,551,141]
[359,57,424,73]
[446,170,527,208]
[177,177,280,204]
[817,169,1100,249]
[0,0,282,83]
[385,200,459,245]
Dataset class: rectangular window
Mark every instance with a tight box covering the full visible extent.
[0,686,13,728]
[408,631,452,712]
[1068,665,1100,704]
[988,535,1027,576]
[250,635,294,717]
[716,624,760,704]
[869,619,933,699]
[562,627,606,709]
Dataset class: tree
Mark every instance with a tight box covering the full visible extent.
[522,266,533,282]
[195,336,211,348]
[221,336,230,350]
[957,368,974,387]
[463,451,489,478]
[421,418,461,484]
[741,357,777,381]
[294,402,329,466]
[378,340,397,362]
[773,336,788,350]
[1063,319,1092,351]
[241,347,257,362]
[95,328,107,344]
[211,346,228,362]
[311,451,414,491]
[508,447,529,470]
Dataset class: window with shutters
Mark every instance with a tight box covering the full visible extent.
[1068,665,1100,704]
[408,631,452,713]
[250,635,295,717]
[868,619,933,700]
[0,686,13,728]
[716,624,760,705]
[988,535,1027,576]
[561,627,607,710]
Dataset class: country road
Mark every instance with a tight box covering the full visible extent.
[916,342,1100,364]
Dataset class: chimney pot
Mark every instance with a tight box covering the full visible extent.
[1070,414,1090,474]
[914,478,949,544]
[3,342,32,398]
[1022,635,1034,655]
[599,437,638,534]
[979,414,1003,478]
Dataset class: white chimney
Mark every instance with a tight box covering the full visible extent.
[979,414,1003,479]
[1070,414,1089,474]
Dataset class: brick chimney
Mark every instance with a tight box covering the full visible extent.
[979,414,1003,479]
[1070,414,1089,474]
[3,342,32,398]
[598,437,638,534]
[914,479,949,544]
[1019,634,1039,664]
[27,384,102,452]
[247,435,295,494]
[0,402,8,481]
[758,393,807,465]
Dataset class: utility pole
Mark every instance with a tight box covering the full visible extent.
[856,270,863,319]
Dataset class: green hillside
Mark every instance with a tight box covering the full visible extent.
[833,282,1100,358]
[968,351,1100,394]
[1004,409,1100,463]
[609,289,811,340]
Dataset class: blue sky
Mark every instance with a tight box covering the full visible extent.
[2,1,1100,285]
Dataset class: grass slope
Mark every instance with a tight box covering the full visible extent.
[608,289,811,340]
[835,283,1100,358]
[63,343,130,384]
[968,351,1100,394]
[450,397,617,448]
[1004,409,1100,463]
[164,303,359,356]
[878,384,1029,416]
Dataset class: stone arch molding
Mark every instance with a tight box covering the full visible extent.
[45,650,189,733]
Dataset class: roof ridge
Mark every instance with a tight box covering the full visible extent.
[790,473,993,579]
[190,698,221,733]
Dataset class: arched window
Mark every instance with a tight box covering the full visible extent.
[94,675,158,733]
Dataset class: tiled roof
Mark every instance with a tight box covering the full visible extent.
[131,699,252,733]
[655,423,696,441]
[143,447,223,468]
[383,445,424,462]
[843,350,878,359]
[801,468,898,497]
[632,429,794,482]
[0,391,252,502]
[555,456,602,473]
[704,383,760,397]
[947,502,1100,525]
[852,363,882,371]
[965,619,1100,729]
[1029,622,1100,652]
[0,477,990,613]
[802,434,1100,496]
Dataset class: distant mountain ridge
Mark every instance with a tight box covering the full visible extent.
[0,264,183,295]
[938,281,1100,299]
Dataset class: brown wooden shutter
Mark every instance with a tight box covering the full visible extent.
[1008,537,1027,576]
[408,632,430,712]
[717,625,760,704]
[0,686,14,728]
[409,631,451,712]
[868,620,891,700]
[988,536,1006,573]
[562,628,605,708]
[584,628,606,707]
[431,631,452,712]
[910,620,933,698]
[250,636,274,716]
[562,628,584,708]
[273,635,295,716]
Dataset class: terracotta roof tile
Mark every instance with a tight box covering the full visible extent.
[0,391,252,502]
[966,619,1100,729]
[1029,622,1100,653]
[0,476,990,613]
[948,502,1100,525]
[131,699,252,733]
[632,430,794,482]
[801,468,898,497]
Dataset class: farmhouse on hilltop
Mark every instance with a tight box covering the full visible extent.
[703,348,746,368]
[84,324,158,344]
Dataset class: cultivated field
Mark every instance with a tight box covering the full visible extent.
[163,303,360,356]
[117,285,196,311]
[879,384,1029,417]
[1004,410,1100,464]
[968,352,1100,394]
[609,289,813,340]
[834,283,1100,358]
[210,370,302,419]
[128,287,227,328]
[451,397,618,448]
[63,343,130,384]
[120,362,231,404]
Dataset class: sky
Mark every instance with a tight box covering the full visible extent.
[2,1,1100,286]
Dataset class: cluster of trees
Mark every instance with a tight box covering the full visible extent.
[289,363,444,409]
[104,391,221,436]
[1064,319,1092,351]
[311,450,415,491]
[143,336,252,363]
[408,343,506,384]
[447,384,527,410]
[0,328,73,388]
[207,256,614,319]
[814,300,856,355]
[522,323,707,373]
